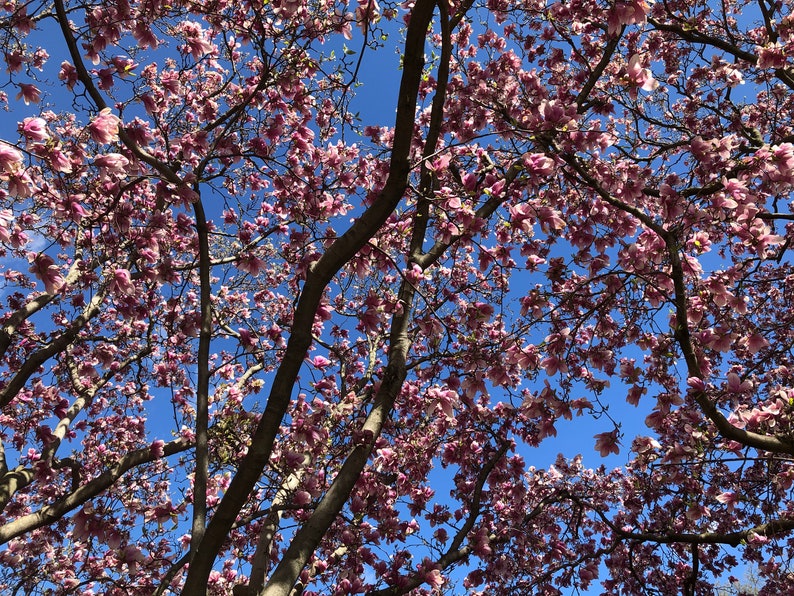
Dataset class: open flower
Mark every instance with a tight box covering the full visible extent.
[311,355,331,369]
[16,83,41,105]
[757,43,786,69]
[58,61,78,89]
[88,108,121,144]
[29,254,65,294]
[624,54,658,99]
[179,21,214,60]
[149,439,165,458]
[93,152,130,174]
[594,430,620,457]
[522,152,556,179]
[716,491,740,511]
[7,171,33,197]
[19,117,50,142]
[48,146,73,173]
[0,142,23,173]
[111,268,135,295]
[608,0,652,35]
[747,333,769,354]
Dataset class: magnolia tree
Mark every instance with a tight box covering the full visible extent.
[1,0,794,593]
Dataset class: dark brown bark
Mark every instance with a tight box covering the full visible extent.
[181,0,445,591]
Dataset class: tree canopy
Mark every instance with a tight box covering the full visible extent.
[1,0,794,593]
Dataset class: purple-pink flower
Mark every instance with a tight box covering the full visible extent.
[19,117,50,142]
[88,108,121,144]
[624,54,659,99]
[58,61,78,89]
[0,142,23,173]
[93,152,130,174]
[29,254,65,294]
[16,83,41,105]
[594,430,620,457]
[111,268,135,295]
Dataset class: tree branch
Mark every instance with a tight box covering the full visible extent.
[255,6,457,593]
[614,516,794,547]
[181,0,447,590]
[666,240,794,455]
[0,437,192,545]
[546,141,794,456]
[246,458,309,596]
[576,30,622,112]
[648,16,794,89]
[189,191,212,556]
[0,290,106,410]
[366,442,510,596]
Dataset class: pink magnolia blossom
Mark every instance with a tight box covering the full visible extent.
[179,21,214,60]
[150,502,180,526]
[686,376,707,392]
[746,332,769,354]
[293,490,311,506]
[522,152,556,179]
[333,9,355,40]
[541,355,568,376]
[237,328,258,351]
[6,171,33,197]
[120,546,146,574]
[237,253,266,276]
[16,82,41,104]
[133,22,159,49]
[0,209,12,244]
[594,430,620,457]
[424,568,444,589]
[0,142,23,172]
[757,43,786,69]
[724,67,744,87]
[61,197,88,221]
[93,152,130,174]
[716,491,740,511]
[470,528,492,557]
[355,0,381,35]
[29,253,65,294]
[19,117,49,142]
[9,6,33,34]
[747,532,769,545]
[579,561,599,582]
[624,54,658,98]
[726,372,752,393]
[88,107,121,144]
[149,439,165,458]
[5,50,26,73]
[46,146,73,173]
[685,503,711,522]
[58,61,78,89]
[97,66,115,90]
[509,203,535,233]
[427,386,458,420]
[607,0,652,35]
[111,268,135,295]
[110,56,138,78]
[311,355,331,369]
[404,263,426,284]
